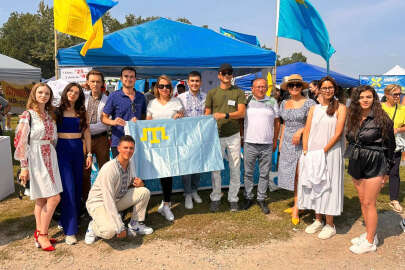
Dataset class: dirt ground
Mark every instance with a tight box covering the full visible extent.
[1,210,404,270]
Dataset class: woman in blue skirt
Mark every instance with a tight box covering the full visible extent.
[56,83,92,245]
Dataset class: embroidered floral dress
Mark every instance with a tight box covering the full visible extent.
[14,110,63,199]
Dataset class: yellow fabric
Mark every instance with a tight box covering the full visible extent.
[382,103,405,129]
[54,0,103,56]
[266,72,273,96]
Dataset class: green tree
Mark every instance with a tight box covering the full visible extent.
[277,52,307,66]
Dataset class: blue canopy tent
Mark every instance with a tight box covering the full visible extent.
[57,18,276,78]
[235,62,359,91]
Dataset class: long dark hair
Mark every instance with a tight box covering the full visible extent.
[56,82,88,131]
[318,76,340,116]
[346,85,392,138]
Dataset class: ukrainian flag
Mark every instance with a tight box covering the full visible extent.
[54,0,118,56]
[277,0,335,65]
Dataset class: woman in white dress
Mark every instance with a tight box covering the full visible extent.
[146,75,184,221]
[14,83,63,251]
[299,76,347,239]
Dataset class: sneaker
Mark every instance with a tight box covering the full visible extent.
[305,220,324,234]
[351,232,379,246]
[210,200,221,212]
[191,192,203,203]
[229,202,239,212]
[157,201,174,221]
[242,199,254,210]
[349,239,377,254]
[257,200,270,214]
[128,221,154,236]
[185,195,193,209]
[84,221,97,245]
[65,235,77,245]
[400,219,405,232]
[317,224,336,239]
[389,200,403,213]
[57,225,63,231]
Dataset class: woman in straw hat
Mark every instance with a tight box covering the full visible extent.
[278,74,315,225]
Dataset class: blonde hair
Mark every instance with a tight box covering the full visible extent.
[26,83,55,119]
[153,75,173,99]
[384,84,401,95]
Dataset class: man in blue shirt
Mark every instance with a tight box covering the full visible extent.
[102,67,146,157]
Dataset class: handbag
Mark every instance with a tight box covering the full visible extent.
[16,111,31,199]
[390,105,405,152]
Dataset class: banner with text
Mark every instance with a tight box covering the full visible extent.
[359,75,405,96]
[126,116,224,180]
[0,81,34,114]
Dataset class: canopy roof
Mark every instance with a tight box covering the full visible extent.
[384,65,405,75]
[235,62,359,90]
[0,54,41,82]
[57,18,276,78]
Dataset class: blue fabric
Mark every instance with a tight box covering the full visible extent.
[57,18,276,77]
[86,0,118,25]
[126,116,224,180]
[56,138,83,236]
[220,27,260,47]
[235,62,359,90]
[56,117,81,133]
[360,75,405,96]
[277,0,335,63]
[103,89,146,147]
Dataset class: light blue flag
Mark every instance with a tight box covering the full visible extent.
[125,116,224,180]
[277,0,335,63]
[220,27,261,47]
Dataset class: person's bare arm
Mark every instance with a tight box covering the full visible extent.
[213,104,246,120]
[323,104,347,153]
[273,118,281,152]
[302,106,315,153]
[102,112,125,126]
[205,108,212,115]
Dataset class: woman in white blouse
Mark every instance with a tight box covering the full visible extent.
[146,75,184,221]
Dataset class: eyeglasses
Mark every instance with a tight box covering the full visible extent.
[157,84,172,90]
[131,103,136,113]
[320,86,335,92]
[390,93,401,97]
[221,71,233,76]
[287,83,302,88]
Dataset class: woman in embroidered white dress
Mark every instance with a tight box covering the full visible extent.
[14,83,63,252]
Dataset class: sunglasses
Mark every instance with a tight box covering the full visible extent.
[131,103,136,113]
[221,71,233,76]
[287,83,302,88]
[157,84,172,89]
[391,93,401,97]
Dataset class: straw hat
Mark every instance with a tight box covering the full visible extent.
[280,74,309,90]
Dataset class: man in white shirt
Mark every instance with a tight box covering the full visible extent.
[242,78,280,214]
[85,135,153,244]
[178,71,206,209]
[83,70,110,202]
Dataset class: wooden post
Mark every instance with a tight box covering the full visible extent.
[54,29,59,79]
[273,0,280,86]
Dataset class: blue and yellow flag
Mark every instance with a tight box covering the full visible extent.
[277,0,335,65]
[54,0,117,56]
[220,27,261,47]
[125,116,224,180]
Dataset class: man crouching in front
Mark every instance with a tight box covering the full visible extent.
[84,135,153,244]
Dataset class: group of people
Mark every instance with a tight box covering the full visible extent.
[13,63,403,255]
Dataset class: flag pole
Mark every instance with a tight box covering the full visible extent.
[273,0,280,86]
[54,29,59,79]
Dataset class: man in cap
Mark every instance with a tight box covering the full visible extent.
[205,63,246,212]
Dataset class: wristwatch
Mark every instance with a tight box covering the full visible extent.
[225,113,229,119]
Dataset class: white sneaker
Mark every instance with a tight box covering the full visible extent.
[185,195,193,209]
[57,225,63,231]
[65,234,77,245]
[191,192,203,203]
[351,232,378,246]
[305,220,324,234]
[128,221,154,236]
[317,224,336,239]
[349,239,377,254]
[157,201,174,221]
[84,221,97,244]
[401,219,405,232]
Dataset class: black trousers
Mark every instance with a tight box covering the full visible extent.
[389,151,402,201]
[160,177,173,202]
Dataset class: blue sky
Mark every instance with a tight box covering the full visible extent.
[0,0,403,77]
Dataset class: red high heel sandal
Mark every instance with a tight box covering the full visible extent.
[37,233,55,252]
[34,229,57,247]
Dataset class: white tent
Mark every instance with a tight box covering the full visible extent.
[384,65,405,76]
[0,54,41,84]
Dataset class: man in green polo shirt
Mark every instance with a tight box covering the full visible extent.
[205,63,246,212]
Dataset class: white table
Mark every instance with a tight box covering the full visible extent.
[0,136,14,200]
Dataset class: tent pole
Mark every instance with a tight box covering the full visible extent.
[273,0,280,86]
[54,29,59,79]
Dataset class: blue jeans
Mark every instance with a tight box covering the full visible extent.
[243,142,273,201]
[182,174,200,194]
